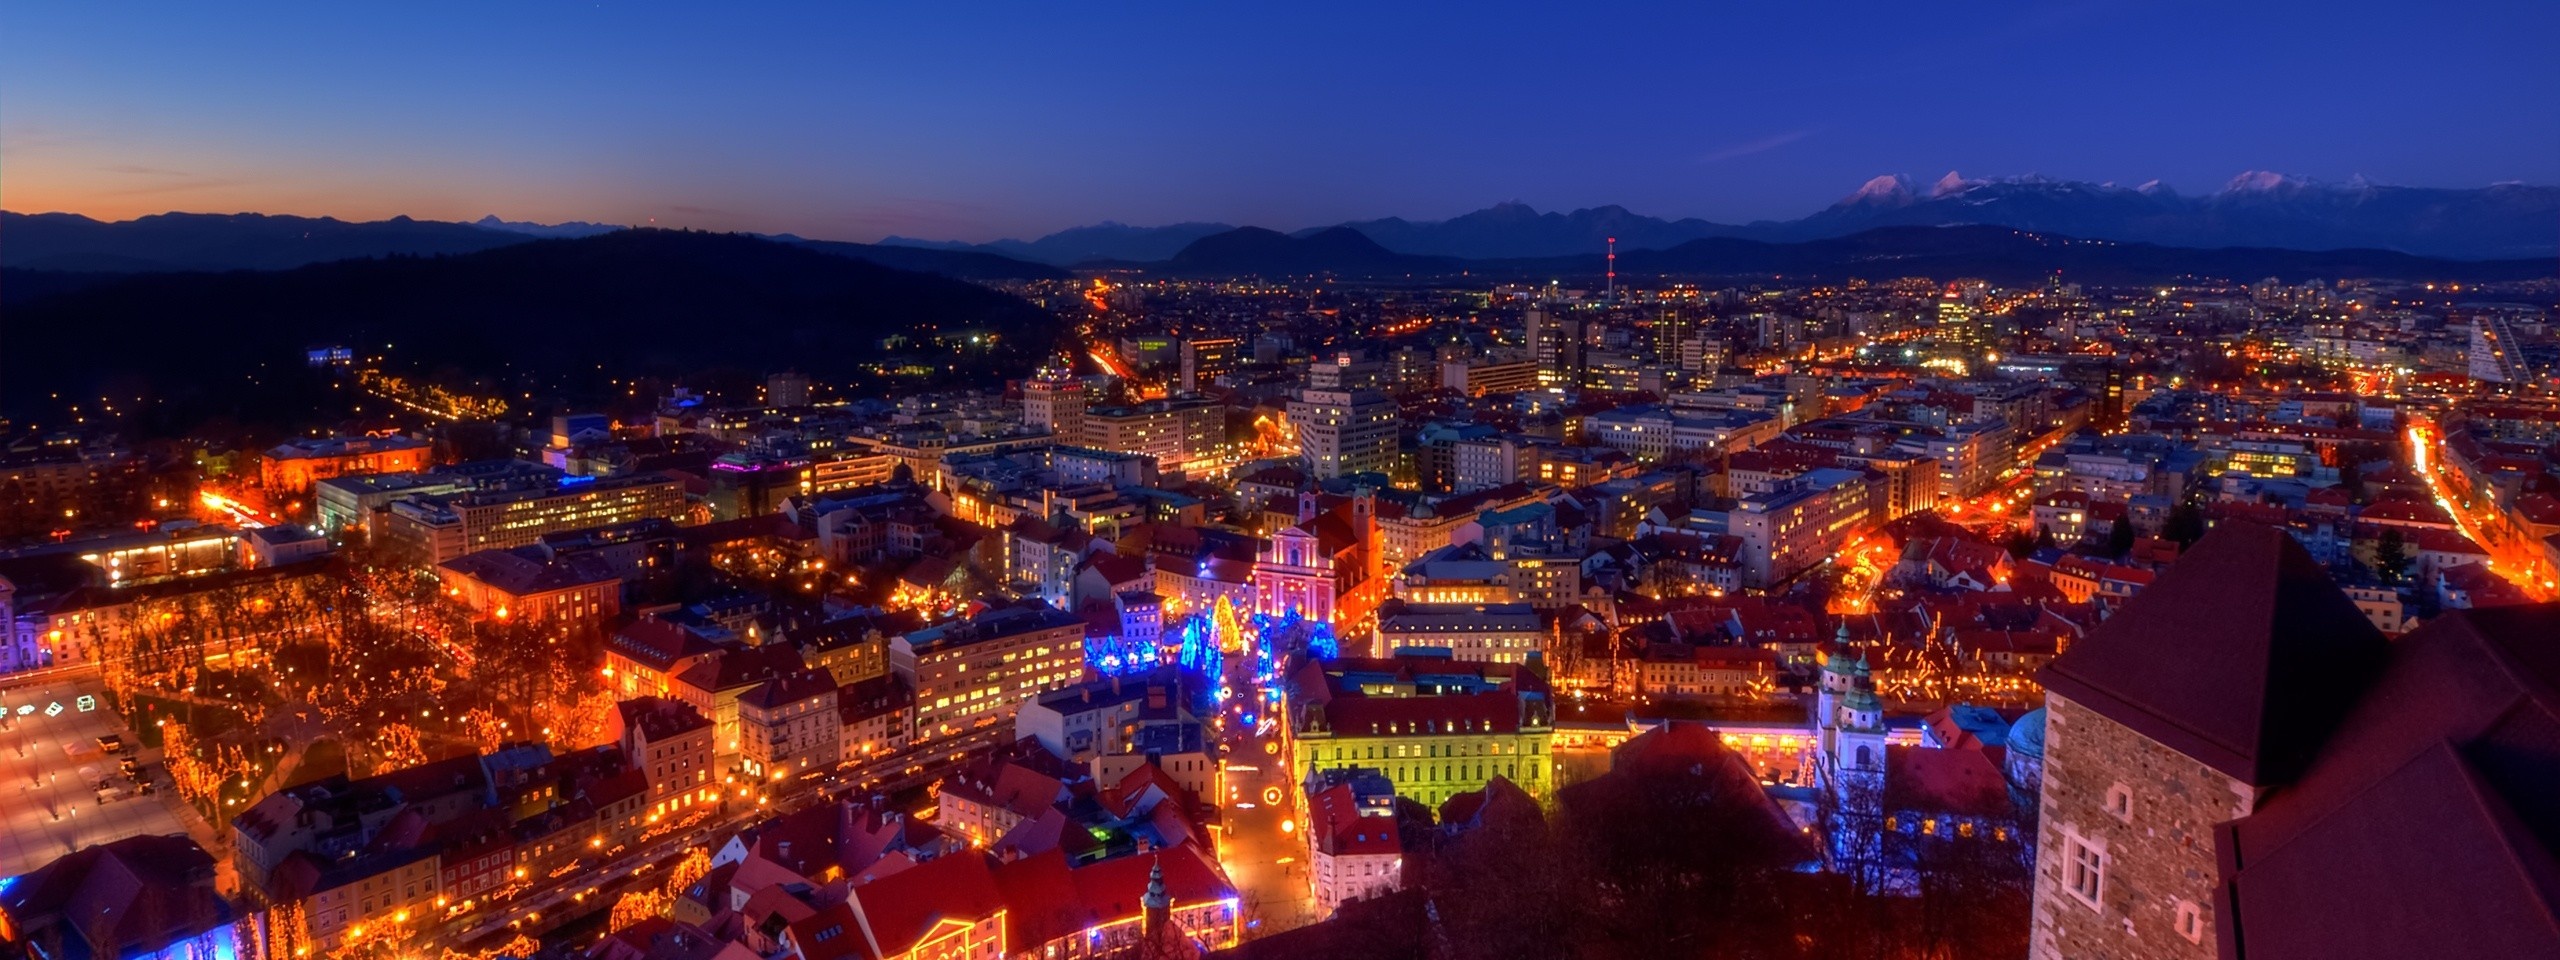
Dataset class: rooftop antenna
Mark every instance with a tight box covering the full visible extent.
[1605,236,1617,300]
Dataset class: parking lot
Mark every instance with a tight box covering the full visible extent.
[0,676,200,879]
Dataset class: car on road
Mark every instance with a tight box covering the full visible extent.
[96,734,127,754]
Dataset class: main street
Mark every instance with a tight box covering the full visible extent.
[1212,651,1319,938]
[2408,418,2557,601]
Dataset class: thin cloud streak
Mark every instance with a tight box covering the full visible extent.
[1700,129,1815,164]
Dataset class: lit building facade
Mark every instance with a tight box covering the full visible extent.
[1374,601,1543,664]
[894,602,1087,743]
[736,669,842,782]
[1289,388,1397,480]
[380,473,688,565]
[1290,654,1556,808]
[1730,467,1876,588]
[260,436,433,494]
[1022,375,1087,441]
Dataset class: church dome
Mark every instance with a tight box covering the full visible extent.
[2007,707,2048,759]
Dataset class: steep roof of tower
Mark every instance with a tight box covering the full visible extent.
[2037,522,2388,785]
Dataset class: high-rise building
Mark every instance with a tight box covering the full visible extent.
[1524,304,1588,385]
[765,371,812,407]
[1022,373,1087,441]
[1180,337,1242,393]
[1523,305,1553,363]
[1651,307,1693,363]
[1936,288,1980,344]
[1729,467,1876,588]
[1289,388,1397,480]
[1450,435,1537,493]
[1308,353,1388,392]
[1081,397,1225,475]
[1680,331,1728,374]
[2470,315,2524,385]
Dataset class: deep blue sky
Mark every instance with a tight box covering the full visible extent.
[5,2,2554,242]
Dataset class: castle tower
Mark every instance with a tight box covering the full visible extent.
[2027,524,2386,960]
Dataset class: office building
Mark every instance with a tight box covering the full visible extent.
[1730,467,1875,588]
[1289,388,1397,480]
[377,473,687,566]
[894,601,1087,744]
[1180,337,1242,393]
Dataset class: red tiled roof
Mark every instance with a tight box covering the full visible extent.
[849,853,1005,959]
[991,849,1086,950]
[1071,844,1231,922]
[786,902,868,960]
[1309,784,1400,857]
[1323,690,1531,736]
[1882,745,2015,820]
[2358,498,2456,526]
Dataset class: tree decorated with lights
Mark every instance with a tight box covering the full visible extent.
[1211,595,1246,654]
[369,722,428,773]
[664,847,714,898]
[436,934,537,960]
[608,888,672,931]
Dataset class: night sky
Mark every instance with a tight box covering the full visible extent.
[5,1,2554,242]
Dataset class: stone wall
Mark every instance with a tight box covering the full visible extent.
[2028,692,2256,960]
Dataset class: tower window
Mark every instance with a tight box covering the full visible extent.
[2063,834,2106,910]
[2105,782,2135,823]
[2175,900,2205,943]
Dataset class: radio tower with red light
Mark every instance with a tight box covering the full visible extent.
[1605,236,1617,300]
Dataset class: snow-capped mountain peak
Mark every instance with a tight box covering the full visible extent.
[1929,171,1985,197]
[2221,170,2320,194]
[1844,174,1918,206]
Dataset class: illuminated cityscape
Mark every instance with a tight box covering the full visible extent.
[5,5,2560,960]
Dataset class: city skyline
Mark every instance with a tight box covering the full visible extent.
[5,2,2557,242]
[7,6,2560,960]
